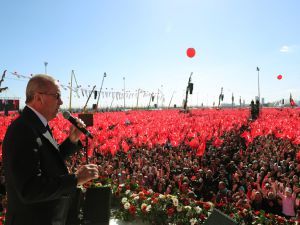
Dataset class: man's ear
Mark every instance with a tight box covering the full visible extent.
[34,93,43,104]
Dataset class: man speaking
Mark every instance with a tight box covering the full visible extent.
[3,74,99,225]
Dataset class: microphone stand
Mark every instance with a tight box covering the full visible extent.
[85,136,89,163]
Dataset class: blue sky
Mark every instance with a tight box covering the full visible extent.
[0,0,299,109]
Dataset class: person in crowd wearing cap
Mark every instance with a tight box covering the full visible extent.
[2,74,100,225]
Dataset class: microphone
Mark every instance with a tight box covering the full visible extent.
[62,111,93,139]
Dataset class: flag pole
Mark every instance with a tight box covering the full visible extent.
[69,70,74,112]
[257,67,260,103]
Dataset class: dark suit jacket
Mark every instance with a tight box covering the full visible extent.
[3,106,81,225]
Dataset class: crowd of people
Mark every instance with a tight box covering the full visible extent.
[63,121,300,222]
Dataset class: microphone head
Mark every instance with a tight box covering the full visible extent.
[62,111,71,119]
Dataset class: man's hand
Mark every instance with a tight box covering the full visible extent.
[75,164,99,186]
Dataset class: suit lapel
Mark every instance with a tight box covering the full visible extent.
[42,130,59,150]
[22,107,60,150]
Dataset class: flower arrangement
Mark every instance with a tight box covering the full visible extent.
[214,203,296,225]
[252,210,295,225]
[114,187,213,225]
[111,180,298,225]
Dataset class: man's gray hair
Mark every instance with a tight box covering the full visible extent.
[25,74,56,103]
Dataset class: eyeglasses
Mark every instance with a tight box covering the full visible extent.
[38,92,61,100]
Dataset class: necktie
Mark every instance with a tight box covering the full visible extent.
[46,124,53,137]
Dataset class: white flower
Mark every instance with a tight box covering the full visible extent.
[141,203,147,210]
[146,205,151,212]
[177,205,183,212]
[194,206,202,214]
[206,202,214,211]
[159,194,165,199]
[125,190,131,195]
[172,198,178,207]
[124,202,130,210]
[190,218,197,225]
[148,189,154,194]
[134,196,139,201]
[121,197,128,204]
[184,206,192,211]
[167,194,174,199]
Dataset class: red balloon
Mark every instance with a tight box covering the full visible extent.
[186,48,196,58]
[277,75,283,80]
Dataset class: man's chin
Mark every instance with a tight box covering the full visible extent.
[52,110,59,119]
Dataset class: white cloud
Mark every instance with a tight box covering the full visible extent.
[279,45,299,53]
[280,45,290,53]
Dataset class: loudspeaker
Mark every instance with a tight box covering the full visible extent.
[83,187,111,224]
[78,113,94,127]
[189,83,193,94]
[203,209,238,225]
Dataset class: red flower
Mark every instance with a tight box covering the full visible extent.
[129,205,136,215]
[216,202,225,208]
[254,211,260,216]
[199,213,206,221]
[203,202,211,211]
[151,198,158,204]
[153,193,160,198]
[167,207,175,217]
[275,215,285,223]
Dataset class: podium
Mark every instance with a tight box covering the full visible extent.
[203,208,238,225]
[66,188,83,225]
[83,187,111,225]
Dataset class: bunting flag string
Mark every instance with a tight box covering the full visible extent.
[6,70,158,101]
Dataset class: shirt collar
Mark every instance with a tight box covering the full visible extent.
[26,105,48,127]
